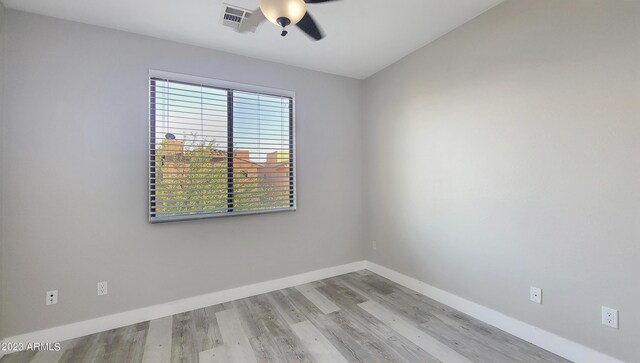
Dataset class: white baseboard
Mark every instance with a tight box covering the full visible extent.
[364,261,624,363]
[1,260,623,363]
[0,260,367,353]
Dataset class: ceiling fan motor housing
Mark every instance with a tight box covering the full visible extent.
[277,17,291,28]
[277,16,291,36]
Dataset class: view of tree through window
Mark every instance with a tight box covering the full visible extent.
[149,77,294,222]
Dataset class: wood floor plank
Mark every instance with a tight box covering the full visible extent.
[295,284,340,314]
[229,298,281,362]
[90,322,148,363]
[290,320,348,363]
[0,350,37,363]
[316,279,367,307]
[57,332,101,362]
[307,280,326,289]
[354,273,396,295]
[282,287,324,317]
[198,345,229,363]
[81,330,110,362]
[359,300,473,363]
[141,316,172,363]
[171,312,198,363]
[338,272,389,298]
[242,294,309,362]
[123,327,148,363]
[191,306,223,352]
[265,290,307,326]
[215,308,257,363]
[28,341,70,363]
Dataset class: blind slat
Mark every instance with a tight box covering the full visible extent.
[152,98,290,113]
[154,192,293,200]
[150,182,294,189]
[152,204,293,217]
[153,197,294,209]
[148,184,293,194]
[151,115,290,129]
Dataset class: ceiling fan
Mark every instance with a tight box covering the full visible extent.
[238,0,339,41]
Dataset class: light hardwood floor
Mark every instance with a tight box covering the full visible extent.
[1,271,570,363]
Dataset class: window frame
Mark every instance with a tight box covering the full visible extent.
[148,69,297,223]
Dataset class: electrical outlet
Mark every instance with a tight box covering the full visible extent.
[97,281,108,296]
[530,286,542,304]
[602,306,618,329]
[46,290,58,305]
[372,241,377,250]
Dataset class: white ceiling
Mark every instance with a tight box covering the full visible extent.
[2,0,503,79]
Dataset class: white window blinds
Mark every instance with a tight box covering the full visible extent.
[149,74,295,223]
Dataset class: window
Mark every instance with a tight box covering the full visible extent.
[149,71,295,222]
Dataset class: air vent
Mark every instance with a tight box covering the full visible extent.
[221,4,256,32]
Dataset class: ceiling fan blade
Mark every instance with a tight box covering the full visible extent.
[296,12,324,40]
[305,0,339,3]
[238,8,265,33]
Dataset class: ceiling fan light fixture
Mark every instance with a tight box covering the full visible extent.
[259,0,307,27]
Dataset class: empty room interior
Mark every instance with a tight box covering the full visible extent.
[0,0,638,362]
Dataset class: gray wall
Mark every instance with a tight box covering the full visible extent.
[0,0,5,340]
[0,10,365,338]
[363,1,639,361]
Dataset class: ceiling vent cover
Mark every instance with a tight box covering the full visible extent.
[221,4,256,32]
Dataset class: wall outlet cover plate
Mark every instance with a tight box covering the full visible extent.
[601,306,618,329]
[530,286,542,304]
[46,290,58,305]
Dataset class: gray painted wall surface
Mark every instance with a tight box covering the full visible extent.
[0,10,365,338]
[364,1,639,361]
[0,0,6,340]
